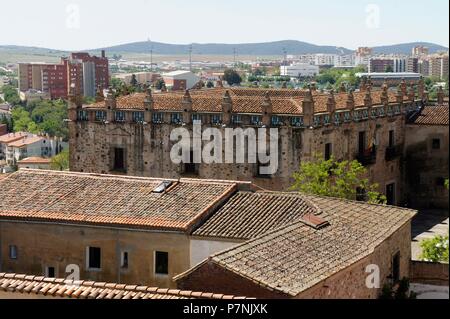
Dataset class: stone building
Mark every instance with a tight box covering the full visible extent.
[69,79,427,205]
[0,169,416,299]
[0,169,250,288]
[404,95,449,209]
[176,193,417,299]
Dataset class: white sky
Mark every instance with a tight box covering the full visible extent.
[0,0,448,51]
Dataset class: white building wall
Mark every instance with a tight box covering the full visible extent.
[189,239,239,267]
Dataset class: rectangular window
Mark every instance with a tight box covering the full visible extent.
[232,115,242,124]
[77,110,88,121]
[115,111,126,122]
[343,112,351,122]
[432,138,441,150]
[325,143,332,161]
[291,117,304,127]
[171,113,182,124]
[88,247,101,269]
[392,252,401,283]
[95,110,106,122]
[192,113,202,123]
[211,114,222,125]
[389,130,395,148]
[358,131,366,154]
[9,245,17,259]
[113,148,125,171]
[251,115,262,126]
[46,267,55,278]
[155,251,168,275]
[271,116,281,126]
[121,251,129,269]
[152,112,164,124]
[132,111,144,123]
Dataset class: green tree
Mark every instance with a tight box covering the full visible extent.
[0,85,20,105]
[385,65,394,73]
[50,149,69,171]
[223,69,242,86]
[30,100,68,140]
[291,154,386,204]
[420,235,449,263]
[11,106,38,133]
[206,81,214,88]
[153,78,165,90]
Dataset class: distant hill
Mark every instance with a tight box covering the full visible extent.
[94,40,353,56]
[371,42,448,55]
[1,41,448,58]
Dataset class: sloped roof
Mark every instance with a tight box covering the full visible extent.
[0,169,240,232]
[408,105,449,126]
[177,194,416,296]
[0,273,249,299]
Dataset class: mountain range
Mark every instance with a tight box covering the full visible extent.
[0,41,448,57]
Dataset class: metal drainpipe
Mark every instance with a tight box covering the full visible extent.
[116,229,121,284]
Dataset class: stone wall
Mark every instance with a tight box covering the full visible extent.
[0,221,190,288]
[410,261,449,286]
[404,124,449,209]
[70,106,409,200]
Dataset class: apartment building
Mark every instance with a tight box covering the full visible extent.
[280,63,319,78]
[18,51,109,99]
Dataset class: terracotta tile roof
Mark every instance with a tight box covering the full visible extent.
[0,169,239,232]
[17,157,51,164]
[0,132,29,144]
[85,88,403,115]
[192,191,319,240]
[7,136,44,148]
[178,194,416,296]
[408,105,449,126]
[0,273,248,299]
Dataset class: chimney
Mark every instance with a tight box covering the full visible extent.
[144,87,153,123]
[95,86,104,103]
[339,82,347,93]
[360,77,367,92]
[437,86,445,105]
[381,85,389,106]
[144,87,153,111]
[182,90,193,124]
[326,89,336,114]
[346,90,355,110]
[302,86,315,127]
[262,92,273,126]
[364,86,372,108]
[101,50,106,58]
[105,88,116,110]
[382,78,388,90]
[408,85,416,102]
[221,90,232,125]
[401,78,407,96]
[418,76,425,101]
[396,84,404,105]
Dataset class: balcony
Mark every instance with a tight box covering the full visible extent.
[385,145,403,162]
[355,148,377,166]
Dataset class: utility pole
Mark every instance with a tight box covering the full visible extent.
[282,48,287,66]
[233,48,237,68]
[189,44,193,72]
[148,37,153,72]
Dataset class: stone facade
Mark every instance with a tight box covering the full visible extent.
[0,221,190,288]
[69,84,423,204]
[404,123,449,209]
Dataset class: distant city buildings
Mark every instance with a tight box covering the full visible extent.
[18,51,109,100]
[280,63,319,78]
[0,132,65,167]
[162,70,200,91]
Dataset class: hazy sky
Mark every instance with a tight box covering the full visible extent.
[1,0,448,50]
